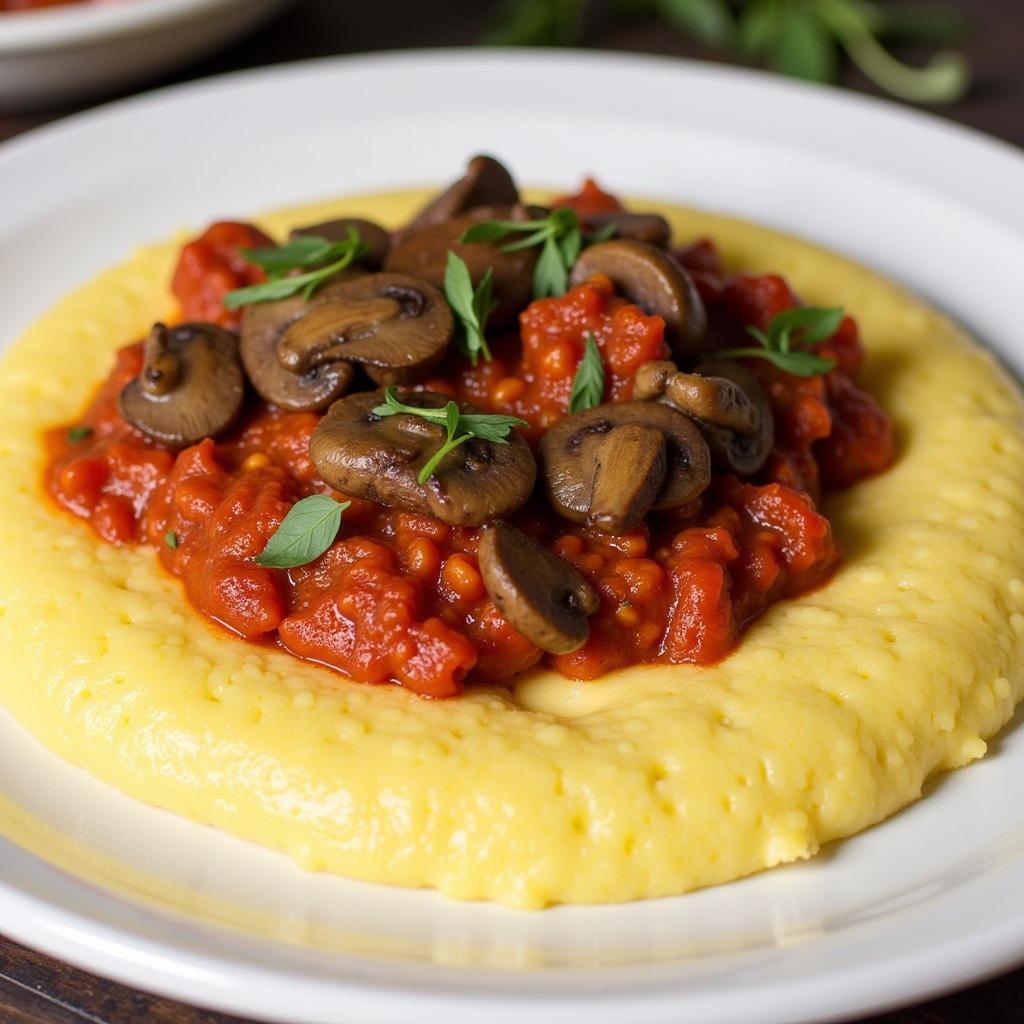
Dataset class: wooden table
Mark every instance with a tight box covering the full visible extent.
[1,1,1022,1021]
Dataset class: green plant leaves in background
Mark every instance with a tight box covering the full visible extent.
[484,0,970,104]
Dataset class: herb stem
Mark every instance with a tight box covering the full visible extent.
[418,432,473,484]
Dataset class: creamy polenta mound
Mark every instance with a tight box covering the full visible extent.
[1,179,1023,909]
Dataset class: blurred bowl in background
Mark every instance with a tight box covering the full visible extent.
[0,0,294,111]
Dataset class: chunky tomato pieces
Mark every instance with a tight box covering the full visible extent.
[45,215,894,697]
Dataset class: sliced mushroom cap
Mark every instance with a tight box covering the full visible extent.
[478,522,599,655]
[385,207,536,327]
[290,218,391,269]
[587,211,671,247]
[635,358,774,475]
[277,272,453,386]
[569,239,707,359]
[407,155,519,231]
[538,401,711,533]
[240,276,359,413]
[118,322,244,447]
[310,389,536,527]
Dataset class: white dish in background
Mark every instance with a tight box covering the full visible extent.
[0,0,293,111]
[1,50,1024,1024]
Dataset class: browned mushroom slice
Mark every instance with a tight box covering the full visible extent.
[635,358,774,475]
[277,273,453,386]
[290,218,391,269]
[385,208,536,327]
[587,212,671,247]
[240,279,359,413]
[118,322,244,448]
[310,390,536,527]
[569,239,707,359]
[478,522,599,655]
[538,402,711,533]
[406,155,519,231]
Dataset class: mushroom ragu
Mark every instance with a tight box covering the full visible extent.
[45,155,895,697]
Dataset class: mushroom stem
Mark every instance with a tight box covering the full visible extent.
[141,323,181,396]
[588,424,667,533]
[278,297,402,373]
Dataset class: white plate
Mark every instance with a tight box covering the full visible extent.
[0,0,293,110]
[2,51,1024,1024]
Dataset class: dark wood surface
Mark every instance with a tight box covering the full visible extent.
[1,1,1022,1021]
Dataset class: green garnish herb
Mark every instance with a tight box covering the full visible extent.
[164,530,179,550]
[255,494,350,569]
[461,207,583,299]
[224,229,369,309]
[444,251,497,365]
[372,386,529,485]
[67,425,93,443]
[718,306,842,377]
[569,333,605,413]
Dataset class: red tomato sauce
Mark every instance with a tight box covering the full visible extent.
[44,192,895,698]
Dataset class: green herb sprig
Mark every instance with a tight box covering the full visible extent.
[255,494,351,569]
[67,425,93,443]
[717,306,841,377]
[372,386,528,484]
[224,230,369,310]
[486,0,970,105]
[164,530,180,550]
[461,208,601,299]
[444,251,497,365]
[569,333,606,412]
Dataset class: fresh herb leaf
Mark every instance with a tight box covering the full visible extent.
[569,334,605,413]
[717,306,841,377]
[461,208,584,299]
[254,494,350,569]
[372,386,528,484]
[224,229,368,309]
[67,425,93,442]
[164,530,179,550]
[444,251,496,365]
[585,222,618,244]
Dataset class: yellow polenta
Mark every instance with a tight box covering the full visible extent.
[1,191,1023,910]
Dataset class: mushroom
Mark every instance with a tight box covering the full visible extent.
[277,272,453,386]
[538,402,711,533]
[586,211,671,247]
[310,389,536,527]
[569,239,707,359]
[385,207,536,326]
[240,278,359,413]
[290,217,391,269]
[406,155,519,231]
[635,358,774,475]
[478,521,599,654]
[119,322,245,447]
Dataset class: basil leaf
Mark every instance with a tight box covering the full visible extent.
[444,251,494,364]
[255,494,350,569]
[738,0,780,55]
[225,229,367,309]
[533,236,569,297]
[568,334,605,413]
[242,235,337,273]
[372,386,527,481]
[461,221,521,245]
[771,306,845,345]
[67,425,92,442]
